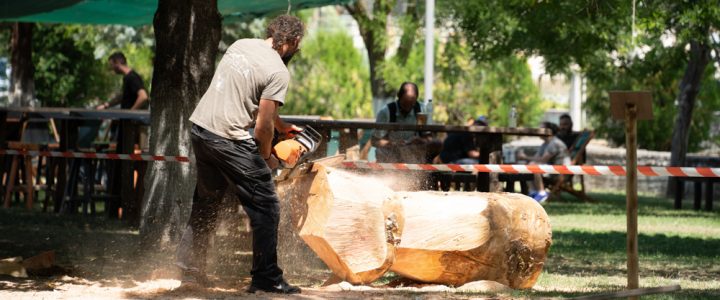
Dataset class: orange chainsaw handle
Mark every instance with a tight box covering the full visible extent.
[272,139,307,168]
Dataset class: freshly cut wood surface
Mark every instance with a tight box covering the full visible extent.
[390,192,551,289]
[279,159,551,289]
[280,164,402,284]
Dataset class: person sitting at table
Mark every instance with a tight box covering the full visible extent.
[437,116,488,164]
[371,82,438,163]
[557,114,579,149]
[96,52,148,110]
[516,122,569,203]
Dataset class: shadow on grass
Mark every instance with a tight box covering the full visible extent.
[545,192,720,219]
[544,230,720,280]
[518,286,714,300]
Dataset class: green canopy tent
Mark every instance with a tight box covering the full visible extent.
[0,0,350,25]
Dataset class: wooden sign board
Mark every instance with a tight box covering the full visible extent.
[609,91,654,120]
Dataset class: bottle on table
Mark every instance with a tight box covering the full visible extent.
[425,99,433,124]
[508,104,517,128]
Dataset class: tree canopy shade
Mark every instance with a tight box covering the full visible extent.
[0,0,351,25]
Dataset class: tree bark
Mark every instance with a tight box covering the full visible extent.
[139,0,221,249]
[9,22,34,107]
[345,0,394,100]
[667,40,710,197]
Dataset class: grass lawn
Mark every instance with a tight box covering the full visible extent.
[517,192,720,299]
[0,191,718,299]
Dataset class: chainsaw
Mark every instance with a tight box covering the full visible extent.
[272,125,323,181]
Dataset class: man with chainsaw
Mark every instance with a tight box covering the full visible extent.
[175,15,304,294]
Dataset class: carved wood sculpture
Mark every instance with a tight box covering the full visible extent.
[390,192,552,288]
[279,161,551,289]
[279,163,403,285]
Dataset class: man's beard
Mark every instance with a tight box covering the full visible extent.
[282,51,297,66]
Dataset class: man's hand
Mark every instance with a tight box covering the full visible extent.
[275,116,303,139]
[264,155,280,169]
[96,103,108,110]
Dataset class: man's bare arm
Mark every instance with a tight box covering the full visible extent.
[256,99,278,159]
[129,89,149,110]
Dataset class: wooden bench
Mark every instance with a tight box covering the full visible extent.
[674,178,718,211]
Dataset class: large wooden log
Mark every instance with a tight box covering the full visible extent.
[390,192,551,288]
[279,163,403,284]
[279,162,551,288]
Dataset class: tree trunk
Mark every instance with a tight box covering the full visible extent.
[139,0,221,249]
[345,1,394,101]
[9,22,34,107]
[667,40,710,197]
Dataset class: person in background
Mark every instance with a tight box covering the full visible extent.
[516,122,569,203]
[96,52,148,110]
[557,114,578,149]
[372,82,437,163]
[437,116,488,164]
[95,52,149,200]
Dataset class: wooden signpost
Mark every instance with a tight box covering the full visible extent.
[609,91,653,299]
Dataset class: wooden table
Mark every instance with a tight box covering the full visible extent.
[0,107,149,219]
[283,118,551,192]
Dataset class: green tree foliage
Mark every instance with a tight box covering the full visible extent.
[30,24,154,107]
[211,7,549,125]
[284,29,373,118]
[382,28,548,126]
[449,0,720,151]
[32,25,115,107]
[584,41,720,151]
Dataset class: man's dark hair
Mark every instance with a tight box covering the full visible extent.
[108,52,127,65]
[266,15,305,51]
[542,121,559,135]
[559,113,572,122]
[397,82,419,100]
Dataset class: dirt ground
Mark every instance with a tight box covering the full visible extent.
[0,206,506,299]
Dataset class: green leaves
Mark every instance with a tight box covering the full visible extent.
[284,29,373,118]
[31,24,154,107]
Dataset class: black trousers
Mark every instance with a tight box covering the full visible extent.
[176,124,283,287]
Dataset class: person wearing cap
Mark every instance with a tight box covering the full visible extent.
[437,116,488,164]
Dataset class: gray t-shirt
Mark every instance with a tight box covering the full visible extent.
[372,102,426,163]
[190,39,290,140]
[372,102,425,142]
[538,136,570,165]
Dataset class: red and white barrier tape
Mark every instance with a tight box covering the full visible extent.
[340,161,720,178]
[1,149,718,178]
[0,149,190,163]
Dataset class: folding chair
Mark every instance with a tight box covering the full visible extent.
[547,130,594,202]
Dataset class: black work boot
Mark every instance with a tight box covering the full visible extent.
[247,280,301,294]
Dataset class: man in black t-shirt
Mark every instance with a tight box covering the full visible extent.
[557,114,578,149]
[97,52,148,110]
[96,52,148,205]
[438,116,488,164]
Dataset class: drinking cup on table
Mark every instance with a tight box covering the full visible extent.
[416,113,428,125]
